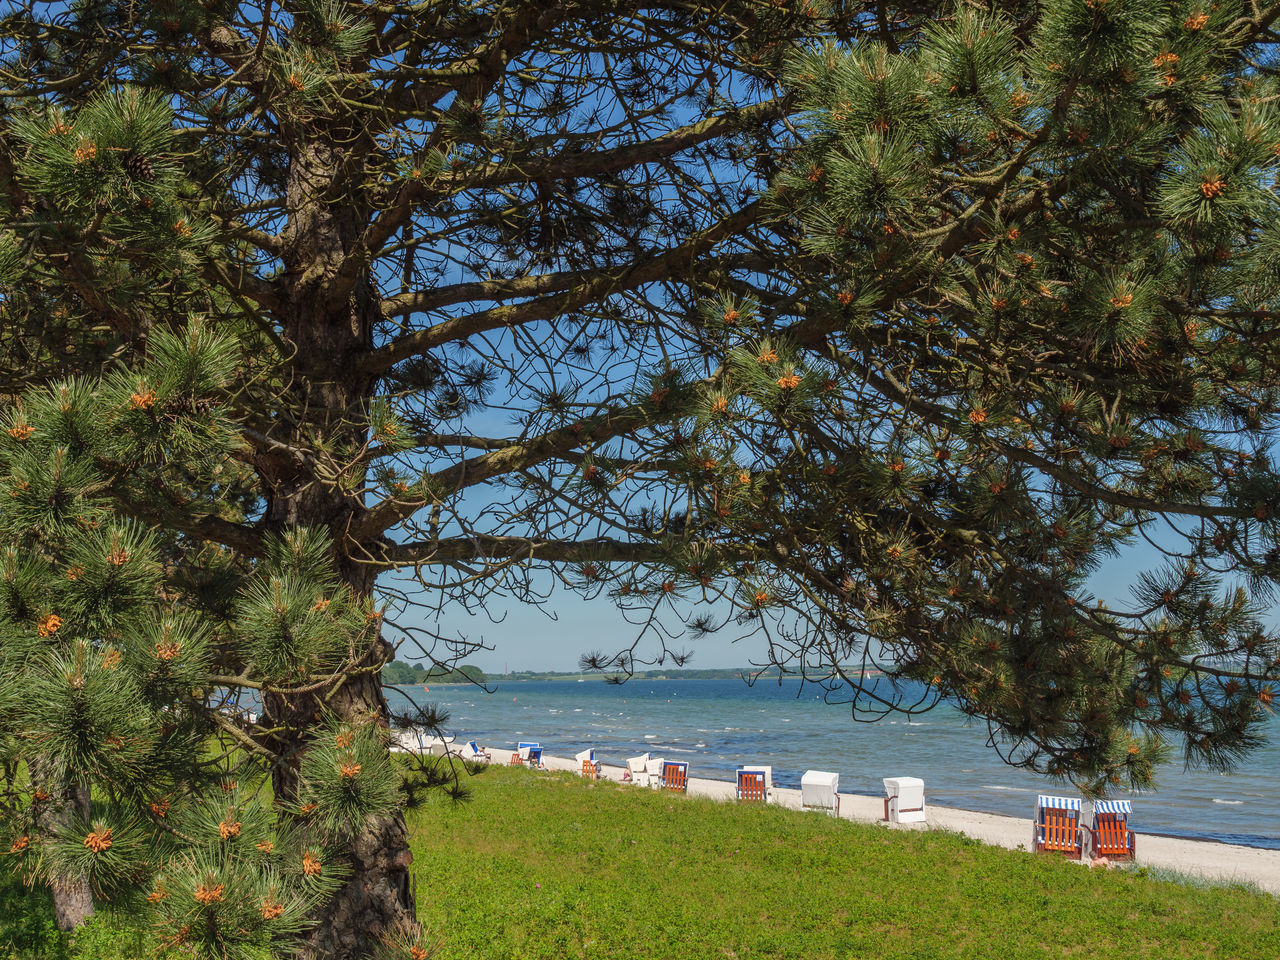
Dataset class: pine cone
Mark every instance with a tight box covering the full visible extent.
[123,151,155,183]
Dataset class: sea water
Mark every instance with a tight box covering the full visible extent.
[386,676,1280,850]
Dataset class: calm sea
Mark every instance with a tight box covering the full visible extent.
[386,676,1280,850]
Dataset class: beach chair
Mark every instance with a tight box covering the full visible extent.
[736,769,766,802]
[1033,795,1083,858]
[1086,800,1135,861]
[456,740,490,763]
[527,746,543,767]
[740,765,773,800]
[801,771,840,816]
[625,753,651,787]
[575,748,599,779]
[882,777,926,824]
[644,756,665,789]
[661,760,688,793]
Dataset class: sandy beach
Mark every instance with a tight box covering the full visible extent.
[466,744,1280,896]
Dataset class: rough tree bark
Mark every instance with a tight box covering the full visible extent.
[257,131,416,958]
[29,760,94,931]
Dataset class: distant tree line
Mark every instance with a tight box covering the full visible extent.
[382,661,486,686]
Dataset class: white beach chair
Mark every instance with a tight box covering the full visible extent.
[801,770,840,816]
[883,776,926,824]
[644,756,665,789]
[575,748,599,779]
[456,740,490,763]
[625,753,650,787]
[738,765,774,802]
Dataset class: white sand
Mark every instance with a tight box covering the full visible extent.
[474,744,1280,896]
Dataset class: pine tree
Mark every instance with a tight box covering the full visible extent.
[0,2,1279,957]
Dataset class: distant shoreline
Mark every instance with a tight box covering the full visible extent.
[399,668,885,686]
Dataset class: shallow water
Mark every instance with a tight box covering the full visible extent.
[388,676,1280,850]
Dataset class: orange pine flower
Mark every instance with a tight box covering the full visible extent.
[220,781,237,795]
[302,851,323,876]
[1006,228,1020,241]
[150,798,170,818]
[410,947,429,960]
[155,640,181,661]
[662,581,675,594]
[886,546,902,560]
[260,898,285,920]
[806,165,823,182]
[194,883,225,905]
[1184,12,1209,30]
[9,836,29,853]
[756,348,778,365]
[299,803,318,815]
[649,387,670,404]
[311,597,331,612]
[147,884,168,904]
[1109,292,1134,309]
[65,565,84,581]
[710,396,729,415]
[172,220,193,239]
[335,731,354,748]
[1200,176,1225,198]
[1153,52,1179,67]
[107,548,129,565]
[339,762,362,779]
[256,840,275,853]
[129,389,156,410]
[288,73,305,90]
[738,470,751,485]
[1259,688,1274,706]
[219,820,241,840]
[73,138,98,164]
[37,614,62,637]
[776,374,802,390]
[1015,253,1034,267]
[722,308,739,324]
[7,423,33,440]
[837,291,854,305]
[888,460,905,473]
[968,408,988,424]
[83,828,113,853]
[753,590,770,608]
[102,648,121,670]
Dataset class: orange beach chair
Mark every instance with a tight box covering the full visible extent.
[661,760,688,792]
[1033,795,1082,858]
[1087,800,1136,861]
[736,769,766,801]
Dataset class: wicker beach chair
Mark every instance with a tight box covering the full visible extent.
[882,777,926,824]
[1086,800,1135,861]
[575,748,599,779]
[801,770,840,816]
[625,753,651,786]
[736,769,766,802]
[661,760,688,792]
[644,756,665,789]
[457,740,490,762]
[1033,795,1083,858]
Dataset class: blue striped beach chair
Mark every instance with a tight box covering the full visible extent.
[1033,795,1082,858]
[1087,800,1135,861]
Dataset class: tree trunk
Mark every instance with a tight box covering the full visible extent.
[30,760,94,931]
[258,131,417,958]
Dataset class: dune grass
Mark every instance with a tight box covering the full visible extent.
[5,764,1278,959]
[406,766,1280,960]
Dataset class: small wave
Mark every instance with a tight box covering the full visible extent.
[780,718,791,722]
[644,734,658,739]
[573,708,583,712]
[981,784,1034,793]
[695,743,706,748]
[1212,799,1245,805]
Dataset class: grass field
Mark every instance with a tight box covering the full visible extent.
[4,764,1278,959]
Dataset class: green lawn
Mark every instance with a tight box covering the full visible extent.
[406,767,1280,960]
[5,765,1278,959]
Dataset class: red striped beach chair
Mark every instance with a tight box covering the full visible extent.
[1087,800,1135,861]
[661,760,688,793]
[1033,795,1082,858]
